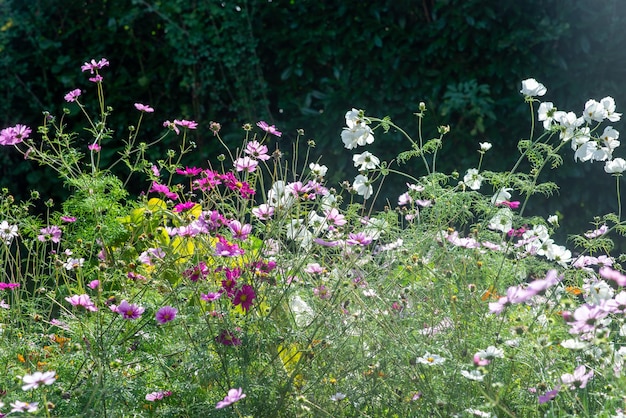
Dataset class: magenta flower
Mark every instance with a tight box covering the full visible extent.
[0,282,19,290]
[149,182,179,200]
[176,166,203,177]
[155,306,178,324]
[134,103,155,113]
[216,387,246,409]
[81,58,110,73]
[257,121,282,137]
[89,74,103,83]
[183,262,209,282]
[88,280,100,290]
[64,89,82,103]
[60,216,77,223]
[314,285,331,300]
[0,124,31,145]
[215,235,244,257]
[88,143,101,152]
[215,329,242,346]
[38,226,62,243]
[65,294,98,311]
[173,201,197,213]
[116,300,145,320]
[233,285,256,312]
[346,232,373,246]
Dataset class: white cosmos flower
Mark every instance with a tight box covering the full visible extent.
[352,151,380,170]
[463,168,484,190]
[341,109,374,149]
[309,162,328,178]
[488,208,513,233]
[520,78,547,97]
[605,158,626,174]
[479,142,492,151]
[352,174,373,199]
[601,96,622,122]
[416,353,446,365]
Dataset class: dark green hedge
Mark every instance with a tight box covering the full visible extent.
[1,0,625,239]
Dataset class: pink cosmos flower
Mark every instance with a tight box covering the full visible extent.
[116,300,145,320]
[88,143,101,152]
[584,225,609,239]
[65,294,98,311]
[174,119,198,129]
[234,156,259,173]
[134,103,155,113]
[569,304,607,334]
[561,365,594,389]
[155,306,178,324]
[145,390,172,401]
[233,285,256,312]
[88,280,100,290]
[538,387,560,404]
[201,292,222,302]
[0,124,31,145]
[60,216,77,223]
[37,226,62,243]
[21,371,56,391]
[252,204,274,220]
[228,220,252,240]
[183,262,209,282]
[81,58,110,73]
[314,285,331,300]
[346,232,373,246]
[89,74,103,83]
[257,121,282,137]
[599,266,626,286]
[244,140,271,161]
[215,387,246,409]
[64,89,82,102]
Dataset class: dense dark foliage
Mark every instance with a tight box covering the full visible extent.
[1,0,625,238]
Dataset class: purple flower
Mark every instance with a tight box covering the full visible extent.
[116,300,145,320]
[183,262,209,282]
[88,280,100,290]
[155,306,178,324]
[64,89,82,103]
[60,216,76,223]
[257,121,282,137]
[38,225,62,243]
[215,387,246,409]
[538,386,560,404]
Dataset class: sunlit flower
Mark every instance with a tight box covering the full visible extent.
[145,390,172,401]
[461,369,485,381]
[605,158,626,174]
[215,330,242,346]
[309,162,328,178]
[21,371,56,391]
[561,365,594,389]
[352,151,380,170]
[216,387,246,409]
[234,156,259,173]
[416,353,446,365]
[352,174,373,199]
[330,392,346,401]
[0,220,18,244]
[65,294,98,311]
[0,124,31,145]
[479,142,492,152]
[38,225,62,243]
[10,400,38,413]
[520,78,547,97]
[341,108,374,149]
[463,168,484,190]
